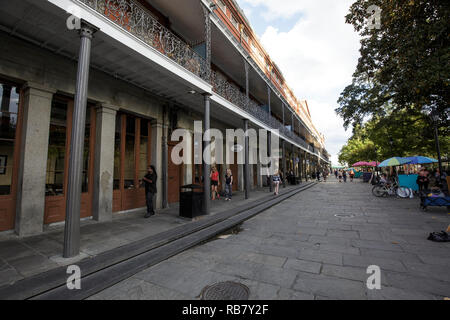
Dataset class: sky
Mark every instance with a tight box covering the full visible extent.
[235,0,361,164]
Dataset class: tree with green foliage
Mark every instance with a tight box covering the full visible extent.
[338,107,449,166]
[336,0,449,131]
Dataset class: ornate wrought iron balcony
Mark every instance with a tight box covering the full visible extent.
[211,71,311,151]
[77,0,208,80]
[77,0,318,154]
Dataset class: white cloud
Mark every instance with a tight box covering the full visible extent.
[239,0,361,164]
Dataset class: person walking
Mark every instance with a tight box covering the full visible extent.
[349,169,355,182]
[316,169,321,182]
[334,169,338,179]
[224,168,233,201]
[343,170,347,183]
[272,170,281,195]
[323,170,328,182]
[338,170,343,183]
[141,165,157,218]
[210,166,220,200]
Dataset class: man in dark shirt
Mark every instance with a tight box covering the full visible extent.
[141,165,157,218]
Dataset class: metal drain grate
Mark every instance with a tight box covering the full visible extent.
[334,214,355,218]
[201,281,250,300]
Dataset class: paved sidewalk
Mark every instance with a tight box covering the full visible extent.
[89,178,450,300]
[0,185,299,288]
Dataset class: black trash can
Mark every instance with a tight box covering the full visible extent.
[179,184,204,218]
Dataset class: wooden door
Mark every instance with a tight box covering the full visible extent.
[113,114,151,212]
[0,83,23,231]
[168,143,182,203]
[44,99,95,224]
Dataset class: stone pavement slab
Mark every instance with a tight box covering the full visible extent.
[0,186,299,288]
[93,179,449,300]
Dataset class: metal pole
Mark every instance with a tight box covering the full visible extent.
[64,22,97,258]
[203,94,211,214]
[268,131,272,192]
[434,123,443,174]
[282,140,286,188]
[291,113,294,132]
[162,108,168,209]
[244,119,249,199]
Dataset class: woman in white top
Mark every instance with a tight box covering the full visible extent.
[272,170,281,195]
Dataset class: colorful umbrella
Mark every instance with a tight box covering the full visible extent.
[352,161,370,167]
[367,161,380,167]
[378,157,412,167]
[403,156,438,164]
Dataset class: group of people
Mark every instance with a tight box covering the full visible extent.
[209,167,234,201]
[416,167,448,192]
[314,170,329,182]
[334,169,355,183]
[210,167,284,200]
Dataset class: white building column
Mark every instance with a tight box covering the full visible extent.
[92,103,117,222]
[15,83,55,236]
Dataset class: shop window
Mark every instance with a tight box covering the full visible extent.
[231,15,239,29]
[242,30,249,43]
[113,113,121,190]
[138,119,149,188]
[217,0,226,13]
[0,84,19,196]
[124,115,136,189]
[46,100,68,196]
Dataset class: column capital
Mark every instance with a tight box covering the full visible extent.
[96,102,119,114]
[79,20,99,39]
[22,82,57,96]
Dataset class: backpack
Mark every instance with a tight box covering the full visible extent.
[427,231,449,242]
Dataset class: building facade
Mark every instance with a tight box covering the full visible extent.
[0,0,329,237]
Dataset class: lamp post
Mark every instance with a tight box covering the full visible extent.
[389,137,394,156]
[429,108,443,175]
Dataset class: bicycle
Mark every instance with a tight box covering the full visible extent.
[372,178,411,198]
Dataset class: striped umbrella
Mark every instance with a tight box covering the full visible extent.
[378,157,412,167]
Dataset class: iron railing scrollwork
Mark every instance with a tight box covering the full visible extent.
[211,71,311,151]
[77,0,208,80]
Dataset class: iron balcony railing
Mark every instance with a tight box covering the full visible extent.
[211,71,311,151]
[78,0,209,80]
[77,0,317,153]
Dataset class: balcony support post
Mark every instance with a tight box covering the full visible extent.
[64,21,98,258]
[291,112,294,132]
[203,93,211,215]
[243,119,250,199]
[282,140,286,188]
[244,60,249,107]
[202,4,212,82]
